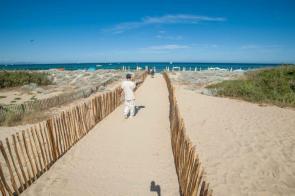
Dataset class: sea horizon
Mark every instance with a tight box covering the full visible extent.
[0,62,283,71]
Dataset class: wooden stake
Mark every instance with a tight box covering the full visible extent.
[39,124,50,169]
[34,126,48,171]
[46,119,57,162]
[16,133,33,184]
[30,128,44,173]
[12,134,28,188]
[21,131,36,181]
[0,179,7,196]
[0,141,19,195]
[27,129,41,177]
[43,122,53,164]
[6,138,24,192]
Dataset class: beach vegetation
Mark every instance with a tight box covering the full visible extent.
[30,96,37,100]
[1,111,22,126]
[0,71,52,88]
[206,65,295,107]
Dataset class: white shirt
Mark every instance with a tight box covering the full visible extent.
[121,80,136,100]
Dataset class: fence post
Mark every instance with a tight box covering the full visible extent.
[46,119,57,162]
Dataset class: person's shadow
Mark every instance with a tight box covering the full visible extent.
[150,181,161,196]
[134,105,145,116]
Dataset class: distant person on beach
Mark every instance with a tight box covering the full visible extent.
[150,69,155,78]
[121,73,136,119]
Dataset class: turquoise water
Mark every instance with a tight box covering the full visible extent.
[0,62,280,72]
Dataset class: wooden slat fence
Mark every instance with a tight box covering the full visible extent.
[0,78,114,123]
[0,72,147,195]
[163,72,213,196]
[0,71,146,123]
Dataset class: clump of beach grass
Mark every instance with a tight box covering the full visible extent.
[0,71,52,88]
[206,65,295,107]
[0,111,23,126]
[30,96,37,101]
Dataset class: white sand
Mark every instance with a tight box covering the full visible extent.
[175,87,295,196]
[22,75,179,196]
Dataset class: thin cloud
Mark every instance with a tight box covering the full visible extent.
[155,30,183,40]
[143,14,225,24]
[191,43,219,48]
[142,44,190,50]
[241,44,282,49]
[104,14,226,33]
[156,35,183,40]
[109,22,143,34]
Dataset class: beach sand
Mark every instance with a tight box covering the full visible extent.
[175,86,295,196]
[22,75,179,196]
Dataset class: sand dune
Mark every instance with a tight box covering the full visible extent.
[175,87,295,196]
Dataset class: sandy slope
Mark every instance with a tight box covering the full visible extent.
[175,87,295,196]
[22,75,179,196]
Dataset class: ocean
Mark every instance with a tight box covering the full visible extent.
[0,62,280,72]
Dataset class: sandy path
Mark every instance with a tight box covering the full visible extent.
[175,87,295,196]
[22,75,179,196]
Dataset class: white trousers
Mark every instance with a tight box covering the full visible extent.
[124,99,135,117]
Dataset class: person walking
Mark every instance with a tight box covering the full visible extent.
[121,73,136,119]
[150,69,155,78]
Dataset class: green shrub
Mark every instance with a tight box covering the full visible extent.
[0,110,23,126]
[207,65,295,107]
[0,71,52,88]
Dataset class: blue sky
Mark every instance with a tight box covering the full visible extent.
[0,0,295,63]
